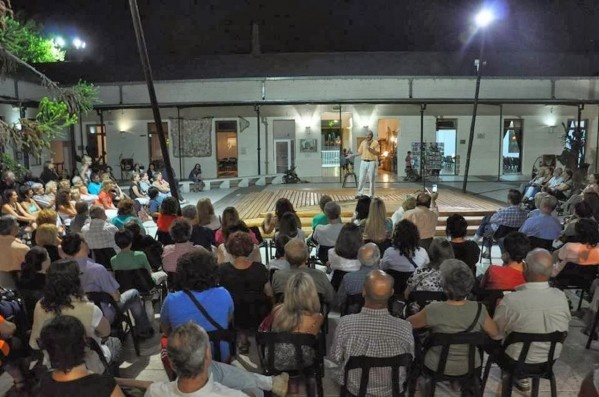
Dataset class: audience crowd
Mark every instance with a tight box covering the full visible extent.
[0,162,597,396]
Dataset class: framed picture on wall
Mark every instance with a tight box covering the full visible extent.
[300,139,317,153]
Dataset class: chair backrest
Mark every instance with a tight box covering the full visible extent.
[86,291,124,322]
[0,271,18,290]
[528,236,554,251]
[89,248,117,271]
[385,269,414,297]
[317,245,333,264]
[341,293,365,316]
[501,331,567,375]
[476,289,514,317]
[494,225,519,240]
[342,353,413,397]
[255,331,322,374]
[114,269,155,294]
[425,332,487,377]
[208,328,237,363]
[407,291,447,310]
[553,262,599,288]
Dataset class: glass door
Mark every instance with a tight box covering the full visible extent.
[147,122,169,169]
[274,139,294,173]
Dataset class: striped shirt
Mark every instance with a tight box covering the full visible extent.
[331,307,414,396]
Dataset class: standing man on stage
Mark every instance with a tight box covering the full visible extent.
[355,130,380,199]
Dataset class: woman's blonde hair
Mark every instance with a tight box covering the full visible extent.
[35,223,59,246]
[195,198,215,226]
[100,180,113,193]
[363,197,388,242]
[37,209,58,226]
[273,272,320,332]
[69,188,81,201]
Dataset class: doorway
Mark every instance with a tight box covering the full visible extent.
[216,120,238,177]
[147,122,169,169]
[86,124,107,164]
[435,119,457,175]
[502,119,523,174]
[321,111,352,179]
[274,140,294,173]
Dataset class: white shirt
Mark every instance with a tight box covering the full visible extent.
[328,249,361,272]
[493,282,571,363]
[144,373,247,397]
[312,222,343,247]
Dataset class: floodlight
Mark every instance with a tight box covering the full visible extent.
[55,36,66,47]
[474,9,494,28]
[73,37,85,49]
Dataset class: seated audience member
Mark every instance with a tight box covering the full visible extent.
[146,322,289,397]
[262,198,301,236]
[181,204,215,250]
[269,234,292,271]
[129,172,149,206]
[139,171,152,194]
[408,260,498,379]
[493,249,571,392]
[522,167,552,201]
[17,246,49,291]
[34,223,61,262]
[0,215,30,272]
[332,270,415,396]
[72,176,97,204]
[272,239,335,305]
[60,233,154,339]
[111,198,145,233]
[480,232,529,290]
[147,186,163,214]
[311,201,343,249]
[560,201,594,243]
[19,185,41,218]
[391,195,417,227]
[380,220,430,273]
[267,272,323,396]
[162,218,197,279]
[527,192,549,218]
[124,220,163,271]
[336,242,380,308]
[583,191,599,222]
[0,313,34,395]
[32,182,55,209]
[30,260,121,371]
[542,167,564,191]
[311,195,332,230]
[404,238,453,300]
[328,223,363,290]
[475,189,528,241]
[446,213,480,275]
[363,197,393,252]
[519,194,562,242]
[111,229,167,285]
[351,195,371,227]
[553,218,599,276]
[0,170,19,193]
[152,171,171,196]
[70,201,90,234]
[2,189,37,227]
[547,169,574,201]
[188,163,204,192]
[215,207,258,246]
[275,211,305,242]
[160,249,233,378]
[40,161,59,185]
[81,205,119,253]
[156,196,180,245]
[403,191,439,251]
[219,231,272,354]
[87,172,102,196]
[38,315,125,397]
[216,223,262,264]
[196,198,221,231]
[96,180,117,210]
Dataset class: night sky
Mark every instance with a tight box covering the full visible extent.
[12,0,599,64]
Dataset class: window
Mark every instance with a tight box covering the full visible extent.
[565,119,587,167]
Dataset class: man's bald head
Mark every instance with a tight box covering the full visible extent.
[284,238,308,268]
[523,248,553,282]
[358,243,380,267]
[363,270,394,307]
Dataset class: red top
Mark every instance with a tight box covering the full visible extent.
[157,214,177,232]
[481,264,525,290]
[96,191,114,209]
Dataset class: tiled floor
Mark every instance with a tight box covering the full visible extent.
[2,177,598,396]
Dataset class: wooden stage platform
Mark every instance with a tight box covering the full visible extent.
[232,186,502,237]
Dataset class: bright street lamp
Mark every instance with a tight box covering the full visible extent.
[54,36,66,48]
[73,37,86,50]
[462,8,496,193]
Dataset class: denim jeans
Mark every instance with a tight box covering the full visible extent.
[211,361,271,397]
[119,289,152,334]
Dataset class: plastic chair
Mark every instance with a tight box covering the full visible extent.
[476,289,514,318]
[385,269,414,298]
[255,331,324,397]
[587,308,599,349]
[528,236,554,251]
[406,291,447,310]
[208,328,237,363]
[115,268,166,309]
[551,262,599,310]
[86,291,140,356]
[340,353,413,397]
[421,332,487,397]
[480,225,519,263]
[482,331,567,397]
[340,293,365,316]
[89,247,117,271]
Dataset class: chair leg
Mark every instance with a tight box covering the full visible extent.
[586,308,599,349]
[577,290,584,311]
[531,378,540,397]
[481,355,493,391]
[549,374,558,397]
[501,371,513,397]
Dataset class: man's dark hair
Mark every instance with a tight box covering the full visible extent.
[114,229,134,249]
[576,218,599,246]
[60,233,84,256]
[507,189,522,205]
[503,232,531,263]
[416,192,432,208]
[176,249,218,292]
[169,218,192,243]
[40,315,87,372]
[446,214,468,238]
[148,186,160,199]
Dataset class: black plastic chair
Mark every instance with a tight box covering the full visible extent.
[256,331,324,397]
[551,262,599,310]
[340,353,412,397]
[480,225,519,263]
[587,308,599,349]
[89,248,117,271]
[331,269,348,292]
[406,291,447,309]
[385,269,414,298]
[476,289,514,318]
[528,236,554,251]
[482,331,567,397]
[208,328,237,363]
[115,268,166,310]
[421,332,487,397]
[317,245,333,265]
[340,293,365,316]
[86,291,140,356]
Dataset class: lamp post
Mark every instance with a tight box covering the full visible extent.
[462,9,494,193]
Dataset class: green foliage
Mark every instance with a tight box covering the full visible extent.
[0,152,27,179]
[0,16,64,63]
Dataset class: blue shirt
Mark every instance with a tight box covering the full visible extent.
[161,287,234,360]
[88,181,102,195]
[519,214,563,240]
[148,196,164,213]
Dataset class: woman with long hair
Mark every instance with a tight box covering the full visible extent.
[55,190,77,224]
[29,259,121,372]
[17,246,49,291]
[276,211,305,241]
[380,219,430,272]
[96,180,117,210]
[2,189,37,226]
[263,198,301,235]
[328,223,363,290]
[214,207,258,245]
[195,197,221,231]
[129,172,149,205]
[270,272,323,397]
[34,223,61,262]
[363,197,392,252]
[351,195,371,226]
[19,185,42,218]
